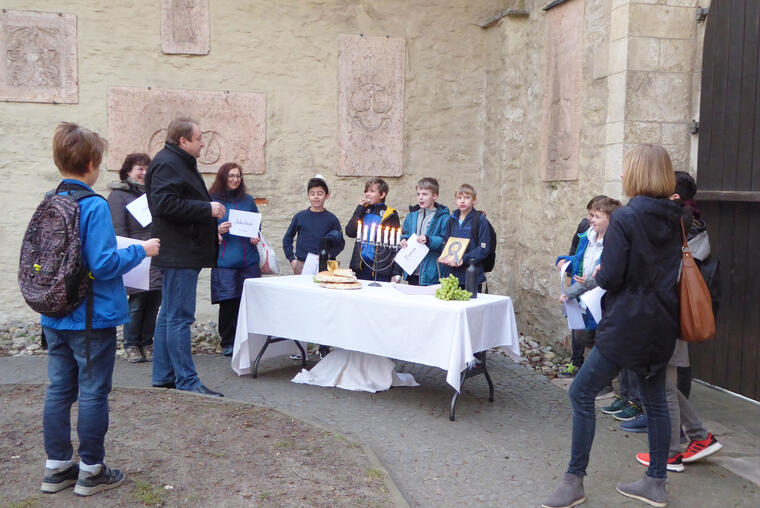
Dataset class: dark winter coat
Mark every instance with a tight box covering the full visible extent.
[594,196,682,377]
[145,142,218,268]
[344,203,400,278]
[107,180,164,293]
[444,208,492,286]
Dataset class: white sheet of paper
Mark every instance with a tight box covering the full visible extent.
[392,283,441,295]
[301,253,320,276]
[564,299,586,330]
[580,286,606,323]
[393,234,430,274]
[116,236,150,290]
[228,209,262,238]
[125,193,152,227]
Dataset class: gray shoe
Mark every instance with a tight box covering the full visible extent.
[542,472,586,508]
[73,463,124,496]
[616,475,667,507]
[125,346,145,363]
[141,344,153,362]
[41,462,79,493]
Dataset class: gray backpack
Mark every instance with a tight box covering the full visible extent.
[18,183,101,317]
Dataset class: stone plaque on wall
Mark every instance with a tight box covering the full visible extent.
[338,34,405,177]
[0,10,78,104]
[540,0,584,181]
[160,0,209,55]
[107,87,266,174]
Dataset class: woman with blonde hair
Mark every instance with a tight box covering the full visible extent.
[543,144,682,508]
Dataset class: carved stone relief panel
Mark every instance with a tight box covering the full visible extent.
[338,34,405,177]
[107,87,266,174]
[540,0,584,181]
[160,0,209,55]
[0,10,77,103]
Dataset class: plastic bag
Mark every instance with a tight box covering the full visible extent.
[257,232,279,275]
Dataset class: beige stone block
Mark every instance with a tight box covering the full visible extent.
[626,121,661,143]
[660,39,695,73]
[629,4,696,39]
[610,4,630,42]
[160,0,209,55]
[107,87,266,174]
[628,37,659,71]
[0,10,78,104]
[627,71,690,122]
[661,122,688,146]
[605,121,625,145]
[605,143,624,181]
[606,72,627,123]
[608,39,628,74]
[665,0,699,7]
[613,0,632,9]
[337,34,405,177]
[663,143,689,172]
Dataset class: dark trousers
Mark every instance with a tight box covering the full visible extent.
[406,275,420,286]
[123,290,162,349]
[218,298,241,349]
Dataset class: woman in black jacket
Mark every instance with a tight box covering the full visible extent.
[543,145,682,508]
[107,153,163,363]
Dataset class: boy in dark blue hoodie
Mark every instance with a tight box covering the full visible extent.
[441,184,492,291]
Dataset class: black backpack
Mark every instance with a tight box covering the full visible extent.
[18,183,102,317]
[447,210,497,272]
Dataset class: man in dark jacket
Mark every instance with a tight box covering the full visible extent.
[146,117,226,396]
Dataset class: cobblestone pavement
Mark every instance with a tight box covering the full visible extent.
[2,352,758,507]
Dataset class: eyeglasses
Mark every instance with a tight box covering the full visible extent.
[227,174,242,180]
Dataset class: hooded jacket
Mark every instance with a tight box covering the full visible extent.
[594,196,682,377]
[345,203,400,277]
[145,142,218,268]
[399,202,450,286]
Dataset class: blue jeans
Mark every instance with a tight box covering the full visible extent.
[567,346,670,479]
[123,290,162,348]
[152,268,202,390]
[43,327,116,466]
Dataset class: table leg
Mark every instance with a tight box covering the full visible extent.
[449,351,495,421]
[253,336,307,378]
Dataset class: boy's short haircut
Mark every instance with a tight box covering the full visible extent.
[364,178,389,199]
[586,195,609,210]
[165,117,197,145]
[308,177,329,195]
[591,197,622,216]
[416,177,439,195]
[53,122,108,176]
[674,171,697,201]
[455,183,477,199]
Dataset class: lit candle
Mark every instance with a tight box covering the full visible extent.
[389,228,395,246]
[396,227,402,246]
[383,226,389,245]
[357,220,362,240]
[370,223,376,243]
[363,224,369,242]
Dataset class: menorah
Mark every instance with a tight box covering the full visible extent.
[356,221,402,287]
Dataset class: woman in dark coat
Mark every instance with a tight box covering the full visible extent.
[208,163,261,357]
[107,153,163,363]
[543,144,682,508]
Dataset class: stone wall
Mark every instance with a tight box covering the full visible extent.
[0,0,503,323]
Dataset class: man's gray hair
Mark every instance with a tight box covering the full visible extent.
[166,117,198,145]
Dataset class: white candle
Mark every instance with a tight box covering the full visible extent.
[383,226,389,245]
[363,224,369,242]
[389,228,395,246]
[396,228,402,246]
[370,223,376,243]
[357,220,362,240]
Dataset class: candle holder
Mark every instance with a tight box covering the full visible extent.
[357,235,401,287]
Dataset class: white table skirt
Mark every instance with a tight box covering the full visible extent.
[231,275,520,391]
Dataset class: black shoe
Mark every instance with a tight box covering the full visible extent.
[152,382,176,389]
[73,464,124,496]
[41,463,79,493]
[189,384,223,397]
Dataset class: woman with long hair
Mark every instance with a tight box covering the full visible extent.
[543,145,682,508]
[208,163,260,357]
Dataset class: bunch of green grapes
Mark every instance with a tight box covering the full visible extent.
[435,274,472,301]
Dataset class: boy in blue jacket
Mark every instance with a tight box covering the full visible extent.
[283,175,345,274]
[40,123,160,496]
[441,184,492,291]
[393,177,450,286]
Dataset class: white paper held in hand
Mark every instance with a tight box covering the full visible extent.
[393,233,429,275]
[228,209,262,238]
[301,252,320,276]
[580,286,606,323]
[115,236,151,290]
[126,193,152,227]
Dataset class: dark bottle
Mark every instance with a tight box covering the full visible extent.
[465,259,478,299]
[319,246,328,272]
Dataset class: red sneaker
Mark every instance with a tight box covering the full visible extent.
[635,452,685,472]
[682,433,722,463]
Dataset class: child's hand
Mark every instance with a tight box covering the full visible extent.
[359,197,371,207]
[556,259,569,270]
[250,236,260,246]
[573,275,587,285]
[142,238,160,257]
[593,265,601,278]
[291,259,298,270]
[417,235,427,244]
[391,275,401,283]
[400,239,408,248]
[218,221,231,234]
[558,294,568,303]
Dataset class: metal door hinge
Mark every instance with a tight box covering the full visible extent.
[690,120,699,135]
[696,7,709,22]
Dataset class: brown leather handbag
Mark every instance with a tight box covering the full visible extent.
[679,219,716,342]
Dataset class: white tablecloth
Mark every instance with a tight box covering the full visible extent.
[231,275,520,391]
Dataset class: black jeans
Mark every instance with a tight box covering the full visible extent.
[218,298,241,349]
[123,290,162,348]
